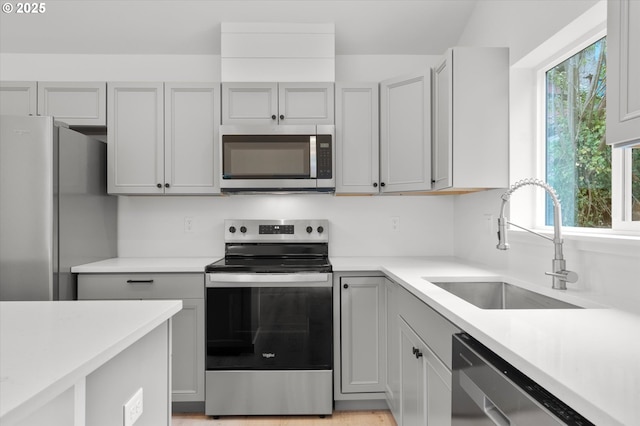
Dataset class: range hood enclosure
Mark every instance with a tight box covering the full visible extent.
[221,23,335,82]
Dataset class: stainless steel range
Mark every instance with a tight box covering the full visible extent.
[204,219,333,417]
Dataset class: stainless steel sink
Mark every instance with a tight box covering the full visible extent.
[429,281,581,309]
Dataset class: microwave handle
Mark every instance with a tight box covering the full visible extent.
[310,136,317,178]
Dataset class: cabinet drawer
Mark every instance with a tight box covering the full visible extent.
[398,284,460,369]
[78,273,204,300]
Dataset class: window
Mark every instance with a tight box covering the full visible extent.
[542,36,639,232]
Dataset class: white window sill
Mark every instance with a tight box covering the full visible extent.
[508,227,640,257]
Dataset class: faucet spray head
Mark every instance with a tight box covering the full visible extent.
[496,216,509,250]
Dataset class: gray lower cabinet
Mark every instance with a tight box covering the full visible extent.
[77,273,205,404]
[388,279,460,426]
[339,275,386,394]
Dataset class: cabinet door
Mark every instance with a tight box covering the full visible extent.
[400,316,452,426]
[340,276,386,394]
[399,318,427,426]
[0,81,37,116]
[335,83,380,194]
[431,52,453,191]
[385,279,401,423]
[107,82,164,194]
[172,298,205,402]
[607,0,640,148]
[222,82,278,125]
[380,72,432,193]
[165,83,220,194]
[37,82,106,126]
[278,82,334,125]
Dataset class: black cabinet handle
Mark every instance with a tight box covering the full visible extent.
[343,284,349,289]
[413,347,423,359]
[373,182,378,188]
[271,114,276,120]
[157,183,162,188]
[165,183,170,188]
[280,114,284,120]
[380,182,386,187]
[126,279,154,284]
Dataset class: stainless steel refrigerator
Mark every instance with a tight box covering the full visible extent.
[0,115,117,301]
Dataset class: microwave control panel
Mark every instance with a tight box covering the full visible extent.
[316,135,332,179]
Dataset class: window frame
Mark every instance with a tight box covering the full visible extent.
[535,28,640,236]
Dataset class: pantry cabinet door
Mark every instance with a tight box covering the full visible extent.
[107,82,164,194]
[164,83,220,194]
[380,72,432,193]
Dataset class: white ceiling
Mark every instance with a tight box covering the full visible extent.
[0,0,478,55]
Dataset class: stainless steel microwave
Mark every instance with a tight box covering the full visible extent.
[220,125,335,193]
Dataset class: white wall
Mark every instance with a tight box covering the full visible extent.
[118,194,454,258]
[454,0,640,313]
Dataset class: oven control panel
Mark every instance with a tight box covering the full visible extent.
[259,225,295,235]
[224,219,329,243]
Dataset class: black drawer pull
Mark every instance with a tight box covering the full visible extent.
[126,279,154,284]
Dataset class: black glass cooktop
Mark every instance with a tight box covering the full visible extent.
[205,243,331,274]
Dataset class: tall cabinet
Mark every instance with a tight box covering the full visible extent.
[107,82,220,195]
[607,0,640,148]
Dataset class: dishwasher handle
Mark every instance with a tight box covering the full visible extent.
[459,370,511,426]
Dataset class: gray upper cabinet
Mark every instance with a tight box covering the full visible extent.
[380,72,432,193]
[222,82,334,125]
[335,83,380,194]
[108,82,165,194]
[431,47,509,191]
[37,82,106,126]
[607,0,640,148]
[164,83,220,194]
[108,82,220,195]
[0,81,37,116]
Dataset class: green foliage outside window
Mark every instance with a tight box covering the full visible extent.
[545,37,611,228]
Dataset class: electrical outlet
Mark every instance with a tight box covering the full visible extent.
[184,217,193,233]
[123,388,143,426]
[391,216,400,232]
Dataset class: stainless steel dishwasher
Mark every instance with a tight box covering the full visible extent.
[452,333,594,425]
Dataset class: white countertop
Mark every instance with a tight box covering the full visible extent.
[0,300,182,424]
[71,257,216,273]
[334,256,638,426]
[72,256,640,425]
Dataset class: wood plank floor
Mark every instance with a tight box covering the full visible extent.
[172,411,396,425]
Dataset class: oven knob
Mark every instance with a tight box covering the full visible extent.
[306,226,313,233]
[240,226,247,233]
[317,226,324,234]
[229,226,236,233]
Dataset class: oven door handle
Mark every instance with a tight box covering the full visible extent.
[207,273,331,287]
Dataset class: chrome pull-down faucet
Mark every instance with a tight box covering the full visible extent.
[496,178,578,290]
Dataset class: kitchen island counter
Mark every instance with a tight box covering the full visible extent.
[0,300,181,426]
